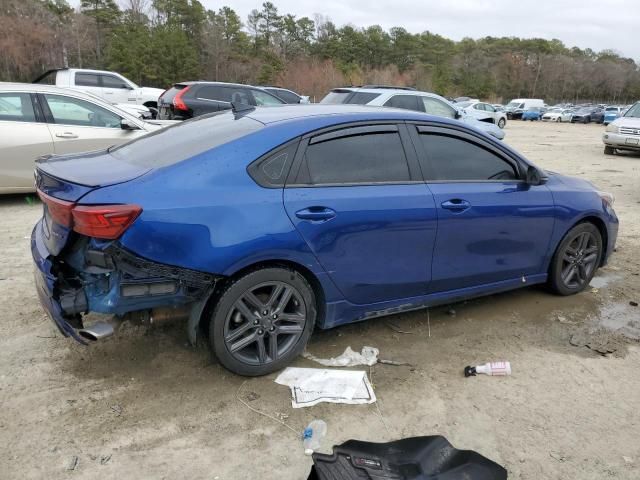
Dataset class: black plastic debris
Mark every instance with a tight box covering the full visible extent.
[308,435,507,479]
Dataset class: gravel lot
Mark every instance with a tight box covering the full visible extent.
[1,121,639,480]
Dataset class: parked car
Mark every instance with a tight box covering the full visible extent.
[0,83,175,194]
[258,86,309,104]
[492,104,505,112]
[505,98,545,119]
[541,108,574,123]
[157,81,285,120]
[33,68,164,112]
[32,104,618,375]
[603,106,624,125]
[320,87,505,140]
[603,101,640,154]
[571,107,604,124]
[456,101,507,128]
[522,107,545,121]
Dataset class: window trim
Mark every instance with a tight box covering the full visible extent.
[286,122,421,188]
[408,123,526,183]
[247,138,300,188]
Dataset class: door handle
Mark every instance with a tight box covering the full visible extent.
[55,132,78,139]
[441,199,471,212]
[295,207,336,221]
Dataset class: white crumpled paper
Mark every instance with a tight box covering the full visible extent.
[275,367,377,408]
[302,346,379,367]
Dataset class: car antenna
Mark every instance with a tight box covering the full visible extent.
[231,101,255,117]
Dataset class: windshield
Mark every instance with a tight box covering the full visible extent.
[605,107,619,112]
[624,103,640,118]
[506,101,524,109]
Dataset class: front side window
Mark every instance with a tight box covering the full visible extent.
[44,94,122,128]
[0,93,36,122]
[419,134,517,181]
[268,89,300,103]
[251,89,285,106]
[304,131,410,185]
[101,74,130,89]
[75,73,100,87]
[422,97,456,119]
[384,95,420,111]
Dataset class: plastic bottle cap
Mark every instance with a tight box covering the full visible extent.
[304,448,314,456]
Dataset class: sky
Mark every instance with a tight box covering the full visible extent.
[71,0,639,61]
[195,0,640,61]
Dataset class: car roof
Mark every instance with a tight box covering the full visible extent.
[175,81,262,89]
[243,104,451,125]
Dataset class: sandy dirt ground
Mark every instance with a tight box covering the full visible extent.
[1,121,639,480]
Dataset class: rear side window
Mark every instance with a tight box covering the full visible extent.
[303,132,410,185]
[248,141,298,187]
[75,73,99,87]
[344,92,381,105]
[110,112,263,167]
[384,95,420,111]
[419,134,517,181]
[197,85,253,105]
[0,92,36,122]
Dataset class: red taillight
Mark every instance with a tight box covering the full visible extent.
[37,190,74,227]
[72,205,142,240]
[37,189,142,239]
[173,85,190,111]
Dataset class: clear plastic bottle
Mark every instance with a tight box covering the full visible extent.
[303,420,327,455]
[465,361,511,377]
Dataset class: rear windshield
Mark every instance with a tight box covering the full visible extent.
[320,90,353,104]
[109,112,263,167]
[159,84,187,103]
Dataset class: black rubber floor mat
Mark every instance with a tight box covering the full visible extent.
[308,435,507,479]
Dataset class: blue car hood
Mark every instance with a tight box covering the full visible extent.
[545,171,597,191]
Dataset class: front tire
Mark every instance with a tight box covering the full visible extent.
[604,146,615,155]
[497,118,506,129]
[548,223,603,296]
[209,267,316,376]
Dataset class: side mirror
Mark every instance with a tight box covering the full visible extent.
[454,110,462,119]
[120,118,140,131]
[526,166,547,185]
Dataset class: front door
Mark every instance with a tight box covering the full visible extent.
[410,124,556,292]
[284,124,437,305]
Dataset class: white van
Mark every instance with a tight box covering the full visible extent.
[505,98,545,110]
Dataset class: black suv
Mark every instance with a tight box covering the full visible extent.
[157,81,285,120]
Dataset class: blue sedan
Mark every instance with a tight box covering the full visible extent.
[32,105,618,375]
[522,107,544,121]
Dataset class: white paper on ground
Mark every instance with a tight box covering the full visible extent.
[303,346,379,367]
[275,367,377,408]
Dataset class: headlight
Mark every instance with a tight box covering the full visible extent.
[605,123,618,133]
[597,191,615,206]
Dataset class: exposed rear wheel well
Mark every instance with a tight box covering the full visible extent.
[143,101,157,109]
[200,260,325,335]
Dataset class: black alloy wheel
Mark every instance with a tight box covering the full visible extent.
[549,223,603,295]
[210,268,316,376]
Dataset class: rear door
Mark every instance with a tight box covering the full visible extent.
[0,92,53,192]
[409,124,555,292]
[40,93,143,154]
[284,124,437,304]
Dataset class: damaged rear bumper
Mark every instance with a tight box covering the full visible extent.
[31,219,220,344]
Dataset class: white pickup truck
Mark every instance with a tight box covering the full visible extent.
[34,68,165,114]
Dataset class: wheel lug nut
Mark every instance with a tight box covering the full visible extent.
[253,319,259,325]
[258,329,264,335]
[272,314,277,319]
[262,310,268,316]
[269,326,275,332]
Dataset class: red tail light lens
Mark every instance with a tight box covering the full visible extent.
[37,189,142,239]
[72,205,142,239]
[37,190,74,226]
[173,85,190,111]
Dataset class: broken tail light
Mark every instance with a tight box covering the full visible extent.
[37,189,142,240]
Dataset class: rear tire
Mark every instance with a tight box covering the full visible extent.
[497,118,506,129]
[604,146,615,155]
[548,223,603,296]
[209,267,316,376]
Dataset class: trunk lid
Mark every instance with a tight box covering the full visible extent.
[35,151,149,255]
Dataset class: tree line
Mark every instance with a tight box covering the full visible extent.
[1,0,639,104]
